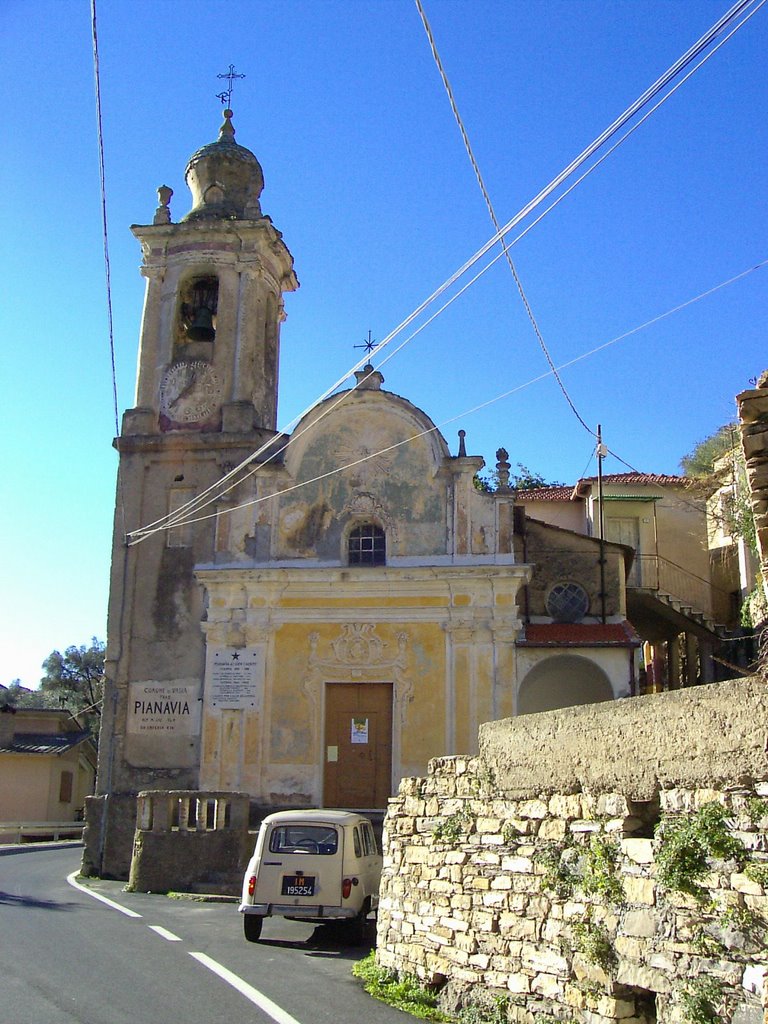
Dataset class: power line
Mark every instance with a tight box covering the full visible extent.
[90,0,119,440]
[415,0,595,437]
[129,260,766,539]
[125,0,764,542]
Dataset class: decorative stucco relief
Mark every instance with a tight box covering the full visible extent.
[338,492,400,544]
[303,623,413,729]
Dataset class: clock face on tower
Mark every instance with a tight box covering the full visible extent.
[159,360,223,425]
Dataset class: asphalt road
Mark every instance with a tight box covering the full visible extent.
[0,845,411,1024]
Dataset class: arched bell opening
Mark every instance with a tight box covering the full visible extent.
[175,274,219,359]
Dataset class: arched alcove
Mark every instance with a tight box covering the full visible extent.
[517,654,614,715]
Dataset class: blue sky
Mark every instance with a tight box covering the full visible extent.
[1,0,765,688]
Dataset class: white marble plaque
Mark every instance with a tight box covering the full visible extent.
[127,682,200,735]
[207,647,264,710]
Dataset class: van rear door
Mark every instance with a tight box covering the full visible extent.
[254,821,343,909]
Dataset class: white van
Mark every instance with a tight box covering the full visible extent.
[239,809,382,943]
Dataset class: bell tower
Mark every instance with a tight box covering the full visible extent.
[126,107,298,438]
[85,107,298,880]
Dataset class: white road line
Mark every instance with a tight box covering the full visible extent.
[148,924,182,941]
[66,871,143,919]
[189,951,304,1024]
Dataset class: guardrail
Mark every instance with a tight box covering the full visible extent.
[0,822,85,844]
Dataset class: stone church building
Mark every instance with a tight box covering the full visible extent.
[85,111,639,878]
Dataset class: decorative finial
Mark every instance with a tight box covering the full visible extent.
[458,430,467,457]
[216,64,245,108]
[153,184,173,225]
[495,448,511,491]
[354,330,378,356]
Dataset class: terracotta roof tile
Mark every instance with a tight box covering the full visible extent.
[578,472,685,487]
[517,622,641,647]
[516,486,574,501]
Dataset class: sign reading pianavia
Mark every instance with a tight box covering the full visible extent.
[128,682,200,734]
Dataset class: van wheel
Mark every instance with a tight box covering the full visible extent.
[347,899,370,946]
[244,915,263,943]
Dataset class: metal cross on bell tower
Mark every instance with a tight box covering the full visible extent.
[216,64,246,107]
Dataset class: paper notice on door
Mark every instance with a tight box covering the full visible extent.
[351,717,369,744]
[327,745,338,762]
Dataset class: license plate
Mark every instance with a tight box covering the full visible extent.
[281,874,315,896]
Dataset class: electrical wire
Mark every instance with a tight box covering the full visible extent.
[125,0,764,541]
[416,0,595,437]
[90,0,119,441]
[130,260,766,538]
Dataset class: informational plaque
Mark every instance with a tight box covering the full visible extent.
[127,682,200,735]
[207,647,264,710]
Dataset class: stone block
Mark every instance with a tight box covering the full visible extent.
[622,876,656,905]
[538,818,568,842]
[507,973,531,994]
[531,973,564,998]
[731,872,763,895]
[597,996,637,1018]
[615,961,672,993]
[519,800,549,819]
[597,794,630,817]
[501,855,534,874]
[621,838,655,863]
[491,875,513,890]
[549,794,585,818]
[499,912,537,939]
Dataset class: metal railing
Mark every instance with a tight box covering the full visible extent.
[630,554,713,617]
[0,822,85,844]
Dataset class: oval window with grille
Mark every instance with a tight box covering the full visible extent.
[546,581,589,623]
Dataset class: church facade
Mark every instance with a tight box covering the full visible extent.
[85,112,638,879]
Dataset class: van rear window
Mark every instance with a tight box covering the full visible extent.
[268,825,339,855]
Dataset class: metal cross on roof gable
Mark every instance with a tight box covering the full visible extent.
[216,64,246,107]
[354,330,378,355]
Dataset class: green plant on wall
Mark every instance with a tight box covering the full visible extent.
[581,835,624,905]
[745,862,768,888]
[471,761,496,797]
[679,977,732,1024]
[655,802,746,902]
[352,952,450,1022]
[536,840,578,898]
[537,833,623,906]
[432,807,472,846]
[501,821,522,847]
[456,995,510,1024]
[746,797,768,825]
[571,918,617,974]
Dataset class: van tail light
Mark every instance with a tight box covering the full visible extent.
[248,875,257,897]
[342,877,359,899]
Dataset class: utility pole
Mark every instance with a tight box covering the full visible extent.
[597,425,607,624]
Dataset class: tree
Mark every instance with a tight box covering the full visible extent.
[680,422,739,478]
[40,638,105,740]
[0,681,27,709]
[474,462,564,493]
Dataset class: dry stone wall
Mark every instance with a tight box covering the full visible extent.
[376,680,768,1024]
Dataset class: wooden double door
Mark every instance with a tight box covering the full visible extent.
[323,682,393,809]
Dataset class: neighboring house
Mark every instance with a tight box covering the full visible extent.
[0,705,97,825]
[518,473,722,691]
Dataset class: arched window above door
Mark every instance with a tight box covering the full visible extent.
[348,523,386,566]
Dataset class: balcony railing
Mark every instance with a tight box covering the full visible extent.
[629,554,713,619]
